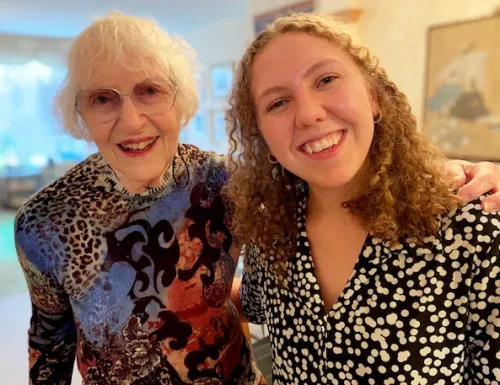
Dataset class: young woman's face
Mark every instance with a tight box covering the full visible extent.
[252,32,378,191]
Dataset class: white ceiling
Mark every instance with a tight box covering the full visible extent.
[0,0,246,37]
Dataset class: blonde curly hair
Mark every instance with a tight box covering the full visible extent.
[226,13,460,272]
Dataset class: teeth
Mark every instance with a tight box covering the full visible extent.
[120,138,156,151]
[321,138,330,148]
[331,133,342,145]
[303,131,344,154]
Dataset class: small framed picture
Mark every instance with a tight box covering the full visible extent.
[183,111,208,147]
[194,70,207,103]
[209,62,235,100]
[211,110,227,144]
[210,109,229,153]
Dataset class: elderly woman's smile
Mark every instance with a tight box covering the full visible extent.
[117,136,159,154]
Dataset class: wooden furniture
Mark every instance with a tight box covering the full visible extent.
[241,322,252,341]
[0,174,41,209]
[330,8,364,23]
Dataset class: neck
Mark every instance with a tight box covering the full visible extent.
[115,161,172,194]
[307,161,369,221]
[120,176,162,194]
[307,185,351,220]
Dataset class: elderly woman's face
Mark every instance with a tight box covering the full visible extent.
[78,63,181,193]
[252,32,378,192]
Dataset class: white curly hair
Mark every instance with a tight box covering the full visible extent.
[54,11,199,139]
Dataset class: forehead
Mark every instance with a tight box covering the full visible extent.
[76,54,165,91]
[252,32,355,86]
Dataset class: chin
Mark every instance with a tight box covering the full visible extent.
[304,169,357,189]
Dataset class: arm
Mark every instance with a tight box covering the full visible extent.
[229,242,249,322]
[15,215,77,385]
[445,159,500,211]
[466,219,500,382]
[238,244,267,325]
[231,277,248,322]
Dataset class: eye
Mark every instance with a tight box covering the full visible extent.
[136,83,165,97]
[267,99,287,112]
[318,75,337,87]
[89,92,115,106]
[144,86,159,95]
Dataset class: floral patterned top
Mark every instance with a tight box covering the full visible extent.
[15,144,264,385]
[241,185,500,385]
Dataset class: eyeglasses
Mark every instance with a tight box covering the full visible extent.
[75,77,178,124]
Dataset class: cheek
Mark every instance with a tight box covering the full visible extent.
[328,83,374,123]
[259,120,292,156]
[87,123,113,144]
[326,94,361,123]
[154,114,181,136]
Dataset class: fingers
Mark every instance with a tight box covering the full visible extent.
[481,181,500,212]
[457,172,497,202]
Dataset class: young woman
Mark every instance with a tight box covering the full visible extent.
[228,13,500,385]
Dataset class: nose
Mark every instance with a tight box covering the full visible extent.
[116,96,145,132]
[294,89,327,129]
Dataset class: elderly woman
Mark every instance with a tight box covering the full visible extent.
[228,13,500,385]
[14,11,499,385]
[15,12,263,385]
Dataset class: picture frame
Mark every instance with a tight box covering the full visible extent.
[194,69,207,103]
[211,109,228,146]
[423,14,500,161]
[209,62,235,100]
[182,111,208,146]
[253,0,314,35]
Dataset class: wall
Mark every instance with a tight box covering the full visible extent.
[182,15,250,70]
[175,12,251,152]
[182,13,250,99]
[358,0,500,127]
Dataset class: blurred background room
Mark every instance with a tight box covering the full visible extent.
[0,0,499,383]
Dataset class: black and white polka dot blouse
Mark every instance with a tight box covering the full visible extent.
[241,191,500,385]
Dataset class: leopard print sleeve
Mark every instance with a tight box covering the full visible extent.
[15,210,77,385]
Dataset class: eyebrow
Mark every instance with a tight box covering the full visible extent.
[256,58,340,102]
[303,58,340,78]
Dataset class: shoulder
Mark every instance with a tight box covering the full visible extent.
[439,195,500,255]
[179,143,227,169]
[15,154,103,235]
[244,242,269,272]
[442,196,500,237]
[179,143,229,188]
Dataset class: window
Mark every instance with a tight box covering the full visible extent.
[0,60,95,178]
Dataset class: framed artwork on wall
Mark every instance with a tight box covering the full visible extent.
[209,62,235,100]
[211,109,227,144]
[253,0,314,35]
[194,69,207,103]
[423,14,500,161]
[210,109,229,153]
[183,111,208,146]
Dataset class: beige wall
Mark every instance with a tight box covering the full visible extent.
[358,0,500,127]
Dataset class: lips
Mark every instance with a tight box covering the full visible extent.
[118,137,158,151]
[301,131,345,154]
[117,136,158,157]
